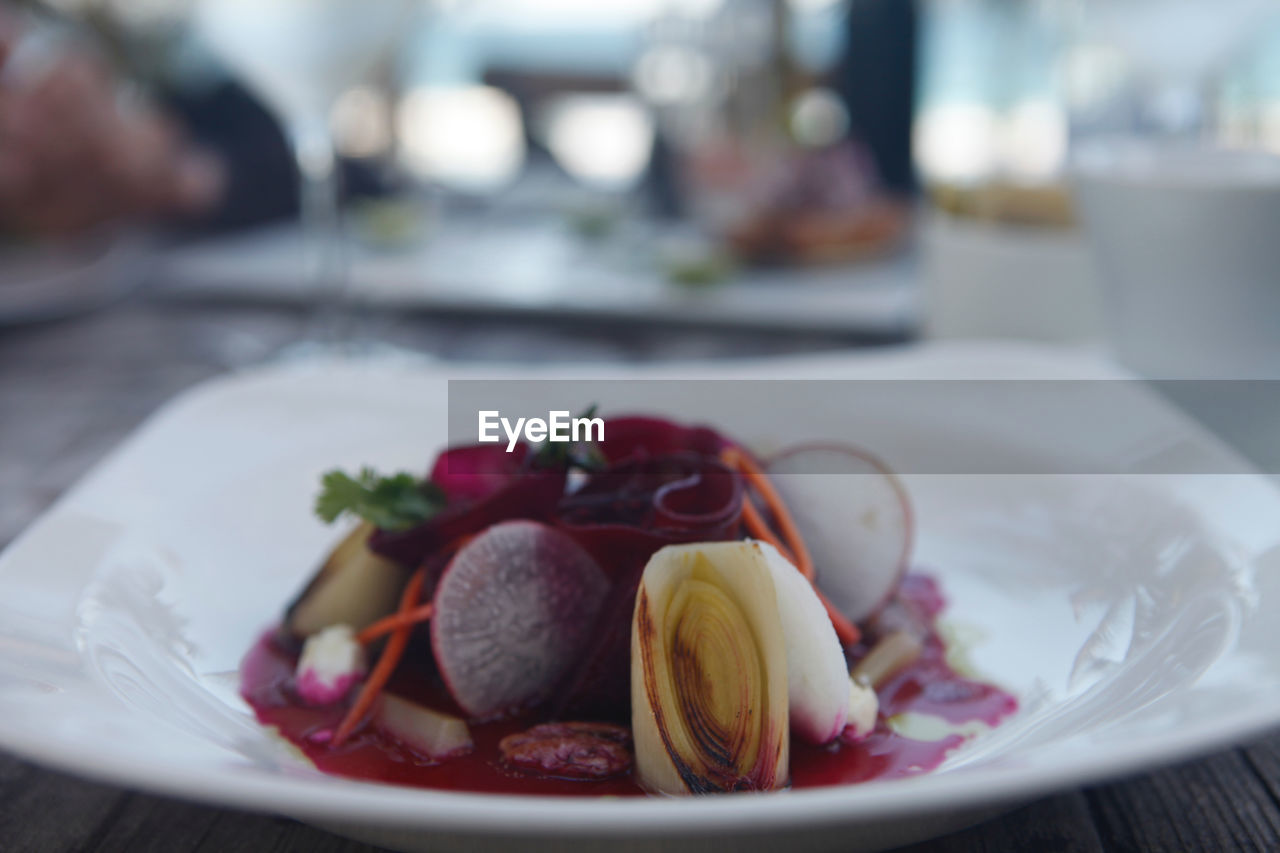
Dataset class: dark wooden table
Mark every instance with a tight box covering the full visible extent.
[2,300,1279,852]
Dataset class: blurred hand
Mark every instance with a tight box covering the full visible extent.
[0,17,225,237]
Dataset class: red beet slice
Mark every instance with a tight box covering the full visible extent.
[767,443,914,623]
[369,460,566,568]
[431,520,609,719]
[597,416,732,464]
[551,453,745,719]
[430,443,533,503]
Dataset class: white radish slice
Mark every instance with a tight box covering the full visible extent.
[767,443,913,624]
[376,693,472,760]
[431,520,609,719]
[756,541,850,745]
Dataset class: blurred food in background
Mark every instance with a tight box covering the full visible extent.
[638,0,915,267]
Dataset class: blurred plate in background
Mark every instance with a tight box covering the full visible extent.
[154,219,918,338]
[0,231,152,327]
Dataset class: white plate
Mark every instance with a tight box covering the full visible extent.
[1,343,1278,853]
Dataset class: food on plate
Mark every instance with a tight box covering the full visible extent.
[631,542,791,794]
[499,722,632,780]
[766,444,913,623]
[431,520,609,720]
[241,413,1016,795]
[284,521,408,639]
[374,693,472,760]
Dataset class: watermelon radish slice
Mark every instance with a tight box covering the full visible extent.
[431,520,610,719]
[766,443,913,624]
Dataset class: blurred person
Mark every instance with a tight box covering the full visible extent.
[0,5,390,242]
[838,0,917,195]
[0,10,224,238]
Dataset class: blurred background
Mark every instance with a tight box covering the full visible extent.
[1,0,1279,375]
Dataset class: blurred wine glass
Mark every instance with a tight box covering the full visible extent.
[193,0,414,353]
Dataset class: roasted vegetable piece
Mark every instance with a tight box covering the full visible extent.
[631,541,790,794]
[375,693,472,760]
[285,522,410,640]
[499,722,632,780]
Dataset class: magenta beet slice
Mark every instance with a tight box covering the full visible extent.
[369,458,566,567]
[767,442,914,623]
[429,444,531,503]
[597,416,732,464]
[430,520,609,719]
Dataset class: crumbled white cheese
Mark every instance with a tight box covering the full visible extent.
[845,677,880,741]
[295,624,366,706]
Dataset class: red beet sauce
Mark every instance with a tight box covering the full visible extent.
[241,573,1016,795]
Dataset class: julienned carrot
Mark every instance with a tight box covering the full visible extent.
[740,496,797,564]
[722,447,861,647]
[357,602,436,645]
[355,533,477,645]
[333,565,428,746]
[722,448,814,579]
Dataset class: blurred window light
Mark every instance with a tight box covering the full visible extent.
[1082,0,1276,84]
[1061,44,1129,113]
[999,99,1067,181]
[540,94,655,191]
[680,0,725,16]
[633,46,714,104]
[397,85,525,192]
[1262,101,1280,155]
[468,0,668,27]
[786,0,843,11]
[914,102,999,184]
[786,0,849,71]
[331,86,393,159]
[100,0,186,29]
[789,87,849,148]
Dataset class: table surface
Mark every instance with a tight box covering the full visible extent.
[2,299,1280,853]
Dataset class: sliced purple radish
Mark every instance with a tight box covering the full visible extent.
[766,443,913,624]
[431,520,609,719]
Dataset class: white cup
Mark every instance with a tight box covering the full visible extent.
[1072,140,1280,378]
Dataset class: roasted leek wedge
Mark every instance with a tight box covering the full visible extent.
[631,541,790,794]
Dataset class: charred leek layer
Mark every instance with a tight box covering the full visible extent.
[631,542,789,794]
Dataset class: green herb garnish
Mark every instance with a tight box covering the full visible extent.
[315,468,446,531]
[533,404,608,472]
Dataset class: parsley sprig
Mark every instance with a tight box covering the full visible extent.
[314,468,446,531]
